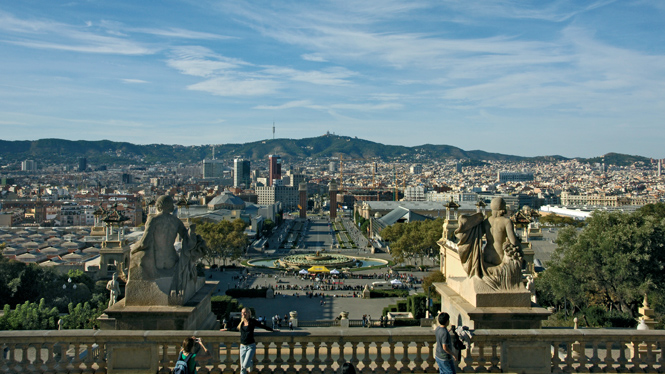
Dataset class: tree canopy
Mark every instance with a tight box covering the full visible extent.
[381,218,443,266]
[536,204,665,324]
[194,218,249,266]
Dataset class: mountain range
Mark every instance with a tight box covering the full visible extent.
[0,135,652,167]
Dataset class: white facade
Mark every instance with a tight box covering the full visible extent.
[404,186,426,201]
[256,186,299,210]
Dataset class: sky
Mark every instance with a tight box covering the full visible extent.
[1,1,664,159]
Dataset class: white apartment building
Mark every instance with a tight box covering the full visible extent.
[256,186,299,210]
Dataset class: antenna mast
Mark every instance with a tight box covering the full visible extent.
[273,121,275,140]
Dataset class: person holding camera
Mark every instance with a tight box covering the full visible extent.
[175,336,208,374]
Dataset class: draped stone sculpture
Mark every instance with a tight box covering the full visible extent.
[453,197,523,290]
[125,195,208,306]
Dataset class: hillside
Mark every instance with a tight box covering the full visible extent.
[0,135,653,167]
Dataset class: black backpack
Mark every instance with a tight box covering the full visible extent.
[450,329,465,351]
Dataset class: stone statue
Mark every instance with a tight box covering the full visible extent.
[126,195,208,306]
[129,195,186,281]
[106,272,121,307]
[454,197,524,290]
[526,274,536,303]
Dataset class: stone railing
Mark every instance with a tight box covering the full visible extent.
[1,328,663,373]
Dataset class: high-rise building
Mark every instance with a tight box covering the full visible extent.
[78,157,87,172]
[202,159,224,179]
[233,158,251,188]
[269,155,282,186]
[21,160,36,172]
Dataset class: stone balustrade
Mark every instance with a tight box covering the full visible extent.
[0,328,663,373]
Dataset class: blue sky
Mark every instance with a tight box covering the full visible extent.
[1,1,664,158]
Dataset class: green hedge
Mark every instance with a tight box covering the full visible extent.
[393,318,421,327]
[369,289,409,298]
[225,288,268,298]
[396,300,408,312]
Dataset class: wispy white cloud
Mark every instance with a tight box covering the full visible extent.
[187,77,281,96]
[261,66,357,86]
[0,11,155,55]
[254,100,313,110]
[301,54,327,62]
[121,79,148,84]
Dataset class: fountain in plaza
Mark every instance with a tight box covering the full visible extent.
[247,250,388,270]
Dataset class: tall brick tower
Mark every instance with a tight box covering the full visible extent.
[299,182,307,219]
[329,179,338,219]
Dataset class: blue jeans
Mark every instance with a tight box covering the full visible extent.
[435,356,456,374]
[240,343,256,374]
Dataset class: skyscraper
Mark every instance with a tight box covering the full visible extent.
[234,158,251,188]
[269,155,281,186]
[78,157,87,172]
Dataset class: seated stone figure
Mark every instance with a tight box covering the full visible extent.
[125,195,207,306]
[454,197,523,290]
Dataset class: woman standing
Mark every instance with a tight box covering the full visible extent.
[221,308,276,374]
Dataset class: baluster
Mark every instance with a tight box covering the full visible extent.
[310,341,322,374]
[361,342,372,374]
[658,337,665,371]
[550,341,562,374]
[412,341,424,373]
[588,340,600,372]
[323,341,334,374]
[94,341,106,374]
[157,343,170,374]
[205,340,220,374]
[349,341,359,368]
[399,342,410,373]
[643,339,655,372]
[629,340,643,372]
[81,342,95,374]
[577,339,589,372]
[17,343,29,372]
[260,341,272,374]
[4,343,17,374]
[198,342,211,374]
[386,341,397,374]
[616,339,628,372]
[70,342,83,374]
[30,343,44,373]
[286,341,297,374]
[476,342,487,371]
[461,340,473,373]
[274,340,285,374]
[54,342,69,374]
[336,341,346,369]
[43,342,57,374]
[374,341,385,374]
[488,341,500,373]
[603,340,615,372]
[563,341,574,372]
[222,342,234,374]
[299,341,310,374]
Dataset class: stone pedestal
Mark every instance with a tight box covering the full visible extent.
[99,280,219,330]
[434,282,550,329]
